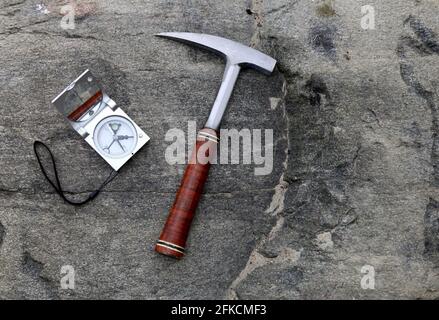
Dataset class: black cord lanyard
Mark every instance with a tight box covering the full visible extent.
[33,141,118,206]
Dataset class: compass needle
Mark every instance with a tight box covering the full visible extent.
[108,122,121,135]
[117,135,134,140]
[104,139,116,153]
[94,116,139,159]
[108,123,116,135]
[116,140,125,152]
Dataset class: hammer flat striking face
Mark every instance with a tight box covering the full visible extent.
[155,32,277,259]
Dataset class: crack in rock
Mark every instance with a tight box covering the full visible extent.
[0,186,277,197]
[0,221,5,248]
[0,19,51,36]
[1,0,26,9]
[397,15,439,266]
[22,251,45,278]
[226,243,302,299]
[397,15,439,187]
[264,86,290,217]
[2,28,104,41]
[22,251,59,299]
[32,30,104,41]
[424,198,439,261]
[226,68,291,299]
[248,0,264,48]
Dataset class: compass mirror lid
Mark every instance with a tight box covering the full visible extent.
[52,69,104,122]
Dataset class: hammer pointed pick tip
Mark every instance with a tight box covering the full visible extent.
[155,32,179,38]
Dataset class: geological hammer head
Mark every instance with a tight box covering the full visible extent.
[157,32,277,130]
[157,32,276,74]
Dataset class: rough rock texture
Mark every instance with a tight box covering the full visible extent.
[0,0,439,299]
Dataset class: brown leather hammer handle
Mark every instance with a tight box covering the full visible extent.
[155,128,218,259]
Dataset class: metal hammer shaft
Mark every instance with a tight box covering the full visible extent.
[205,64,241,130]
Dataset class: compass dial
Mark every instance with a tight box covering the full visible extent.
[93,116,138,159]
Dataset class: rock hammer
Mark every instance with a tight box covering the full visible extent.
[155,32,277,259]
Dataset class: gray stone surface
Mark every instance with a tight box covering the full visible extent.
[0,0,438,299]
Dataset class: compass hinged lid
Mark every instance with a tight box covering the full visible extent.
[52,69,103,122]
